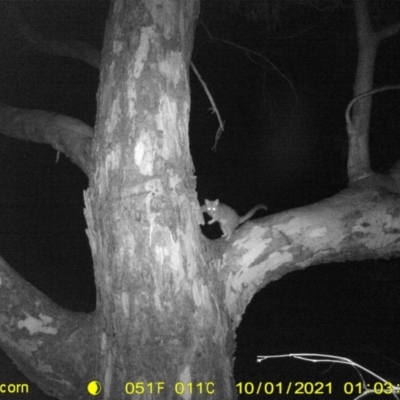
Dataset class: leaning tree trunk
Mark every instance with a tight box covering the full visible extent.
[84,1,235,398]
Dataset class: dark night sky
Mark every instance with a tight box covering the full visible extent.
[0,2,400,399]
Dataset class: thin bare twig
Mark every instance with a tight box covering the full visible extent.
[190,62,225,151]
[257,353,400,400]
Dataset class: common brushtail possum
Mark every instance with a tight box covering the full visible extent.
[201,199,268,240]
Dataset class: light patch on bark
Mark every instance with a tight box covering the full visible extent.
[159,52,183,87]
[107,94,122,133]
[134,26,155,79]
[144,178,164,197]
[121,292,129,318]
[168,234,185,282]
[100,144,122,196]
[153,292,162,311]
[211,295,223,342]
[154,244,167,265]
[179,365,192,400]
[227,263,268,296]
[282,217,313,236]
[101,332,107,351]
[309,227,327,237]
[267,251,294,268]
[191,281,211,309]
[178,101,190,138]
[156,94,180,159]
[17,313,57,335]
[181,225,198,267]
[234,232,269,265]
[134,130,154,175]
[98,61,116,121]
[112,40,123,55]
[84,190,97,256]
[225,250,291,325]
[105,144,122,172]
[168,174,181,193]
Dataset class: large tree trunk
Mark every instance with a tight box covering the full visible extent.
[84,1,235,398]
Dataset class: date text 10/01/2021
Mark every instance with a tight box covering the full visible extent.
[235,381,400,396]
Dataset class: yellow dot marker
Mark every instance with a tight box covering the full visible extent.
[87,381,102,396]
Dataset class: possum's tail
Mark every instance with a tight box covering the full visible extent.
[238,205,268,225]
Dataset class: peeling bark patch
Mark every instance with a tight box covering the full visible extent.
[134,130,154,175]
[17,313,57,335]
[159,52,182,86]
[134,27,155,79]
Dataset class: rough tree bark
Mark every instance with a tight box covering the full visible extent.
[83,0,235,398]
[0,1,399,400]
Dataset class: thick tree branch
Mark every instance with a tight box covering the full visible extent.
[0,4,95,176]
[0,103,93,175]
[223,184,400,329]
[0,255,98,398]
